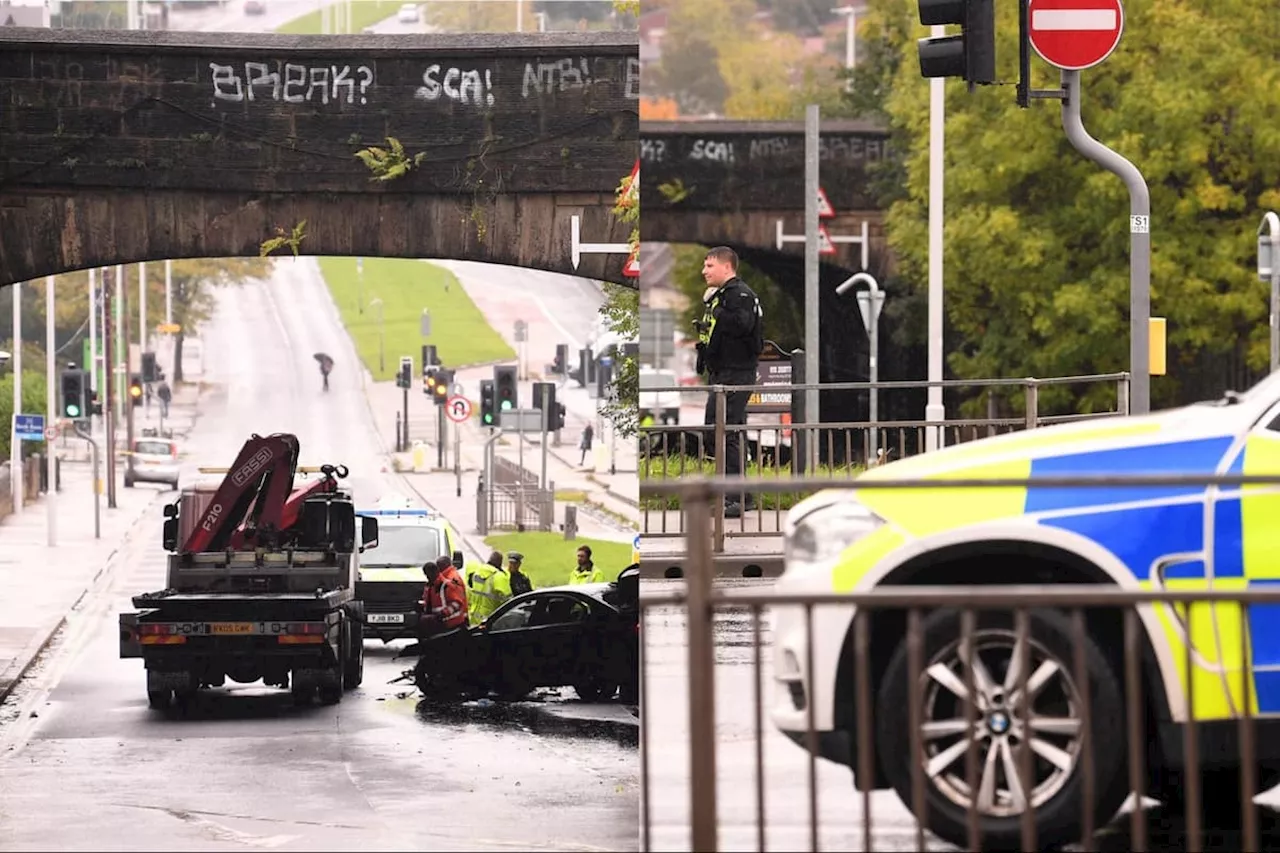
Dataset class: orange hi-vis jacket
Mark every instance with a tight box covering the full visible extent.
[422,566,468,632]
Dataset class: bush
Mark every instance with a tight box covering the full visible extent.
[639,457,862,512]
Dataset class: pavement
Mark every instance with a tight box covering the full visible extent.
[0,266,638,852]
[0,380,205,704]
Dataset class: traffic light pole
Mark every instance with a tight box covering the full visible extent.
[402,381,409,447]
[437,404,445,470]
[73,421,101,539]
[103,269,117,509]
[540,384,550,491]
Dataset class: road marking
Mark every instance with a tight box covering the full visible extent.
[1032,9,1117,30]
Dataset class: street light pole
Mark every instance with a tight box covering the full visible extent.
[836,272,884,464]
[1260,211,1280,373]
[44,275,56,547]
[10,280,21,516]
[831,5,858,91]
[924,24,946,451]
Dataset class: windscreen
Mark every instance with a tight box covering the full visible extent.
[135,440,173,456]
[361,525,445,568]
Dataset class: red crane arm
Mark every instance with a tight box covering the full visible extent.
[181,434,300,553]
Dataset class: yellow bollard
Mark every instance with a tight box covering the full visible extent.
[412,442,426,472]
[1149,317,1167,376]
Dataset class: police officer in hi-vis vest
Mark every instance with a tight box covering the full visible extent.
[694,246,764,516]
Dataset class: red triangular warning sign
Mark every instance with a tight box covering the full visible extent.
[818,187,835,219]
[623,244,639,277]
[620,159,639,208]
[818,225,836,256]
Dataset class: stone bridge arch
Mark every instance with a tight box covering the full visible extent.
[0,28,639,287]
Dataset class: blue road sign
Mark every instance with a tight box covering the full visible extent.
[13,413,44,442]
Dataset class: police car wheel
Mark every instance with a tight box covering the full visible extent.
[874,607,1129,852]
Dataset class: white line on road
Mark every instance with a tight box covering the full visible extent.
[1031,9,1118,30]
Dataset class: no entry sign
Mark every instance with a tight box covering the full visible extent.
[1028,0,1124,72]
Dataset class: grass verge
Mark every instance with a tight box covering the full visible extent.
[639,457,862,511]
[483,532,633,590]
[276,0,403,33]
[318,257,514,382]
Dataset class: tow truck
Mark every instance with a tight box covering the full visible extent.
[118,433,379,710]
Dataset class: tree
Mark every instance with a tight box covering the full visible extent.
[758,0,842,35]
[158,258,274,382]
[646,0,756,114]
[598,169,640,437]
[426,1,527,32]
[864,0,1280,413]
[718,25,847,119]
[0,371,49,462]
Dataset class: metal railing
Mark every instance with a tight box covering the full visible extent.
[638,373,1130,553]
[639,472,1280,852]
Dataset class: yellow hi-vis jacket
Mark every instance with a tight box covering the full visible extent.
[569,566,606,585]
[466,563,512,625]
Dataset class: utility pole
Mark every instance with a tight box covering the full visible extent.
[88,268,98,397]
[114,265,124,425]
[103,267,117,509]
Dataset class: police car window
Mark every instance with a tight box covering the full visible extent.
[489,599,538,632]
[533,595,591,627]
[135,440,172,456]
[359,526,444,567]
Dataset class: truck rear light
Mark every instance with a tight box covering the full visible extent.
[278,621,327,644]
[286,622,325,634]
[139,623,175,635]
[277,635,325,644]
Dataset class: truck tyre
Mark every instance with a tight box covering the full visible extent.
[147,688,172,709]
[291,684,315,706]
[875,607,1129,852]
[344,616,364,690]
[319,618,346,705]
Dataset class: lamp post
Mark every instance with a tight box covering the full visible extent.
[370,297,385,374]
[831,5,860,92]
[836,272,884,463]
[1259,211,1280,373]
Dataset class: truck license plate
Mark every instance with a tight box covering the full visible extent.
[367,614,405,625]
[210,622,254,635]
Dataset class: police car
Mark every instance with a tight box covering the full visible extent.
[356,501,465,643]
[772,373,1280,849]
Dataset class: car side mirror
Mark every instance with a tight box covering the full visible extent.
[360,516,379,550]
[452,550,464,570]
[163,502,178,519]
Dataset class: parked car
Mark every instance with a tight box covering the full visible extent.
[397,3,419,23]
[403,564,639,702]
[125,437,180,490]
[243,0,266,15]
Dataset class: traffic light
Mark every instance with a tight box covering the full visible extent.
[89,389,102,416]
[424,367,439,396]
[531,381,557,428]
[432,368,453,405]
[596,357,614,399]
[140,351,158,383]
[553,344,568,375]
[396,356,413,389]
[60,369,86,419]
[916,0,996,85]
[422,344,438,368]
[493,365,518,412]
[129,373,144,407]
[479,379,497,426]
[555,402,566,430]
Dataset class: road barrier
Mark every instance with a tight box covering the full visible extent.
[639,471,1280,852]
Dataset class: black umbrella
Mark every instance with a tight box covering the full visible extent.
[313,352,334,371]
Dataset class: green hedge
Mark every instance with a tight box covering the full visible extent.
[640,457,861,511]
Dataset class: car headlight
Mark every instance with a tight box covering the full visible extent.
[785,501,885,567]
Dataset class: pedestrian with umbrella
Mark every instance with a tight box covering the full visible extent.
[314,352,334,392]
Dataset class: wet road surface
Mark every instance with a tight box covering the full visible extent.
[0,265,637,851]
[642,579,1280,852]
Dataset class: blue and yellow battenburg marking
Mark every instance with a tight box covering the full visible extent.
[821,418,1280,720]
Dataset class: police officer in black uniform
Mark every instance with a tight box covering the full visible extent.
[695,246,764,516]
